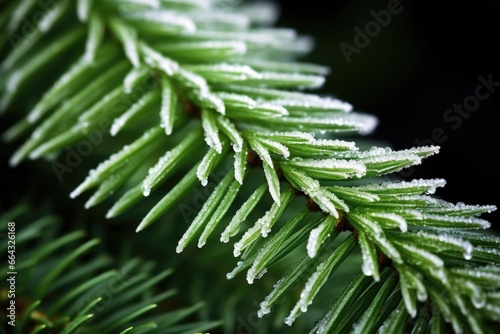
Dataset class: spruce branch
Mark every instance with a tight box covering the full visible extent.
[1,0,499,333]
[0,205,221,333]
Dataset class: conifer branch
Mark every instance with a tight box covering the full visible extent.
[1,1,499,333]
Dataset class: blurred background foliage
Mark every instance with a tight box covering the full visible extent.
[1,0,498,333]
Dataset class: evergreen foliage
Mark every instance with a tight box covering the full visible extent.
[1,0,499,333]
[0,204,221,333]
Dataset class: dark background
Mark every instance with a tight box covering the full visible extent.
[276,0,500,227]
